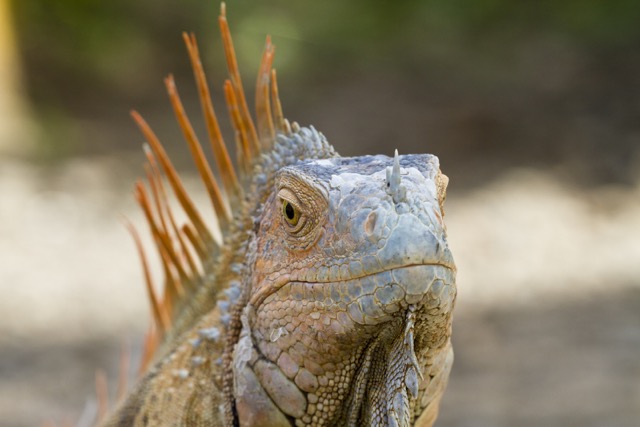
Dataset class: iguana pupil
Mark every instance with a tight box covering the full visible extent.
[283,200,298,225]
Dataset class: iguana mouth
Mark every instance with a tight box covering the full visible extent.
[252,262,455,309]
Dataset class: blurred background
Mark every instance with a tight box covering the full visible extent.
[1,0,639,425]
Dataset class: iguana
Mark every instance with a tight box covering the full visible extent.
[101,3,456,426]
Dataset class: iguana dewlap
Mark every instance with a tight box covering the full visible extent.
[102,4,456,426]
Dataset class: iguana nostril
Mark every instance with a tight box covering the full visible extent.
[364,211,377,236]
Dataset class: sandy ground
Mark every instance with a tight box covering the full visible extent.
[1,157,639,426]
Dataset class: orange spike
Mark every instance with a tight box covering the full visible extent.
[143,175,193,293]
[152,245,182,323]
[95,369,109,422]
[139,325,159,375]
[224,79,252,172]
[125,216,170,334]
[271,69,286,133]
[219,3,260,155]
[256,35,275,148]
[131,110,216,246]
[182,223,207,261]
[117,340,130,401]
[144,145,200,279]
[158,243,185,301]
[158,226,191,284]
[164,74,230,226]
[143,158,194,282]
[135,181,190,285]
[167,203,200,279]
[143,145,173,235]
[175,224,202,275]
[144,163,169,237]
[183,32,241,200]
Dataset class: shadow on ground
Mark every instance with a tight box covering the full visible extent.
[440,287,640,427]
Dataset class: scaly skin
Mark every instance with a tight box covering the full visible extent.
[105,129,455,426]
[233,145,456,427]
[101,5,456,426]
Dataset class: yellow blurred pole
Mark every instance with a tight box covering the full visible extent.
[0,0,33,154]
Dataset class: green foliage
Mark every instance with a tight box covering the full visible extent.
[13,0,640,87]
[9,0,640,158]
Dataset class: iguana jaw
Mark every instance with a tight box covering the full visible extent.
[241,263,455,425]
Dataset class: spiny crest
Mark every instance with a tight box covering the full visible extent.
[126,2,291,376]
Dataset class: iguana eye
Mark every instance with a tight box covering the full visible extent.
[275,175,327,247]
[282,200,300,226]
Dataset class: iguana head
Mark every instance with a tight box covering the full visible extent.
[235,148,456,426]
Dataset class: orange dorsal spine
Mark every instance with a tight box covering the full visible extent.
[125,2,288,380]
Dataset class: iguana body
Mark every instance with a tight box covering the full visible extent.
[103,4,456,426]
